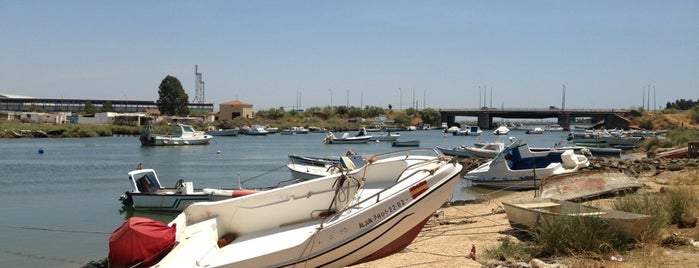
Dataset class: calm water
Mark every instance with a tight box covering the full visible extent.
[0,127,573,267]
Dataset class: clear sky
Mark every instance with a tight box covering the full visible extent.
[1,1,697,111]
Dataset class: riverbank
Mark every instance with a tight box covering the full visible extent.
[351,156,699,268]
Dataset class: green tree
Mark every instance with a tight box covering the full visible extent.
[419,108,441,125]
[100,101,115,113]
[84,101,97,114]
[156,75,190,116]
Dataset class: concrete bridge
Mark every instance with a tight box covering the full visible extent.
[439,108,632,130]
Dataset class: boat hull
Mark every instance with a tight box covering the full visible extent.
[502,197,651,239]
[144,150,462,268]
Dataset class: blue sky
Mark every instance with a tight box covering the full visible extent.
[1,1,697,111]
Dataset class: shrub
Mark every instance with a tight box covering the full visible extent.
[614,193,669,241]
[532,215,624,257]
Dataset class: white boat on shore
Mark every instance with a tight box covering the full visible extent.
[464,139,589,190]
[502,197,651,239]
[139,123,213,146]
[119,168,258,211]
[108,149,463,268]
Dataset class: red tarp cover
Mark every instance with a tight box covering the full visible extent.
[108,217,176,268]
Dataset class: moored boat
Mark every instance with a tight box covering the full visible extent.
[206,128,240,136]
[140,123,213,146]
[109,149,463,268]
[391,139,420,147]
[119,168,258,211]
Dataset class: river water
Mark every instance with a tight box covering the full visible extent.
[0,127,574,267]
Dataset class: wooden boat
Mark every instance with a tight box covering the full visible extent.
[463,139,589,190]
[139,123,213,146]
[108,149,463,268]
[119,168,258,211]
[391,139,420,147]
[502,197,651,239]
[206,128,240,136]
[538,171,643,201]
[656,147,689,159]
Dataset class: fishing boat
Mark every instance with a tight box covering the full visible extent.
[119,168,258,211]
[206,128,240,136]
[463,139,589,190]
[324,128,372,144]
[502,197,651,239]
[108,149,463,268]
[139,123,213,146]
[391,139,420,147]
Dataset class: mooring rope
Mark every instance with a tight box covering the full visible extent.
[0,224,110,235]
[240,164,288,184]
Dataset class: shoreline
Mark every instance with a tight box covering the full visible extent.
[352,168,699,267]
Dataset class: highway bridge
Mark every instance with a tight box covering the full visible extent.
[439,108,633,130]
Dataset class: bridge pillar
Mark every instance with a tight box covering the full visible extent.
[441,115,456,128]
[477,113,492,130]
[557,114,571,130]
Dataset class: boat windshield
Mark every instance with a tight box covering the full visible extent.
[491,139,523,165]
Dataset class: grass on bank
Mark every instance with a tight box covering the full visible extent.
[486,184,699,264]
[0,120,141,138]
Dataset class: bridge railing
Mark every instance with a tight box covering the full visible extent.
[439,107,628,113]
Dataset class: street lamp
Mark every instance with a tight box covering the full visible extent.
[398,88,402,110]
[328,88,333,107]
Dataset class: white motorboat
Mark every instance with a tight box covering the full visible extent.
[108,149,463,268]
[119,168,258,211]
[244,125,269,136]
[140,123,213,146]
[452,126,482,136]
[525,127,544,134]
[464,139,589,190]
[287,154,366,181]
[493,125,510,135]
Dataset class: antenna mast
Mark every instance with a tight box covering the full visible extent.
[193,65,205,104]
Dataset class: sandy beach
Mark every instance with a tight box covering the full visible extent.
[351,168,699,268]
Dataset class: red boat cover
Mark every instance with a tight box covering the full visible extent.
[108,217,176,268]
